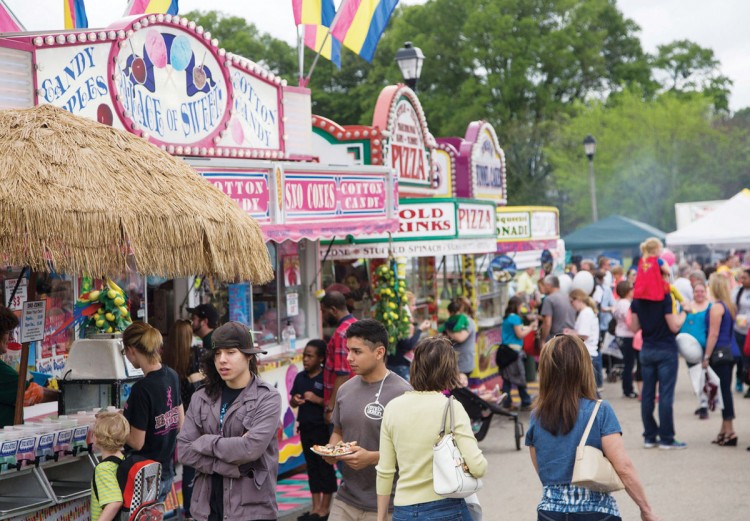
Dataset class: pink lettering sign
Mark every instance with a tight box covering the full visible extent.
[202,172,271,222]
[457,203,496,237]
[284,174,388,221]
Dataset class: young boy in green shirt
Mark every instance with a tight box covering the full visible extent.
[91,412,129,521]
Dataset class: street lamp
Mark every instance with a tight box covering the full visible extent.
[583,135,598,222]
[395,42,425,91]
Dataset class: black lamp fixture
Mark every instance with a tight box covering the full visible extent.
[583,134,597,160]
[394,41,425,91]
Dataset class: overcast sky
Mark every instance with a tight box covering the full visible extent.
[6,0,749,110]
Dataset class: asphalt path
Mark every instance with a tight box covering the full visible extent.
[282,362,750,521]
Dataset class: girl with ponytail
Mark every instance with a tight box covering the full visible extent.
[122,322,184,501]
[566,289,603,390]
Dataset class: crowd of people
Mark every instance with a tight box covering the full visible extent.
[4,239,749,521]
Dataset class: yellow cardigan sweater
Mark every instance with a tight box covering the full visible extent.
[375,391,487,506]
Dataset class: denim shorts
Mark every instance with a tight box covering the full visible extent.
[393,498,471,521]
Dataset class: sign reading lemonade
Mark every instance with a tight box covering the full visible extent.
[111,24,230,146]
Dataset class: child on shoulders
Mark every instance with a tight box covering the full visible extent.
[633,237,671,301]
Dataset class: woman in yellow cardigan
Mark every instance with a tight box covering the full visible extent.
[376,336,487,521]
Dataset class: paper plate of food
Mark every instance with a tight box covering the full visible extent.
[311,441,358,457]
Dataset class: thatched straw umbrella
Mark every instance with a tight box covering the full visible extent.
[0,104,274,424]
[0,104,273,283]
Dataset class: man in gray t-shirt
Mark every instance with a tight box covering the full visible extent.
[540,275,576,341]
[327,319,412,520]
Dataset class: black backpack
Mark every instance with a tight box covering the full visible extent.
[93,455,165,521]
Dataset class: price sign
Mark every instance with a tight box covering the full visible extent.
[286,292,299,317]
[4,277,27,311]
[21,300,46,343]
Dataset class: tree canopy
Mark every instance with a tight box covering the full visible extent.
[183,2,747,233]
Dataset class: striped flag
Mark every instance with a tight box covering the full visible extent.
[125,0,179,16]
[331,0,399,62]
[63,0,88,29]
[304,25,341,68]
[0,0,24,32]
[293,0,341,68]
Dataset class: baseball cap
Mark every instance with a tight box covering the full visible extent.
[439,313,469,333]
[187,303,219,328]
[211,321,267,355]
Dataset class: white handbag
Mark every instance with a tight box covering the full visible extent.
[570,400,625,493]
[433,396,483,498]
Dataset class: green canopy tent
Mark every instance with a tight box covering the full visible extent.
[563,215,665,253]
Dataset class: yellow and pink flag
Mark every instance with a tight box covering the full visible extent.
[0,0,23,32]
[125,0,179,16]
[331,0,399,62]
[63,0,88,29]
[293,0,341,68]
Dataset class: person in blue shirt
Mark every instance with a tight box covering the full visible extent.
[526,334,659,521]
[500,296,537,409]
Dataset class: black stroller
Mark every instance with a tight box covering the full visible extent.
[450,387,524,450]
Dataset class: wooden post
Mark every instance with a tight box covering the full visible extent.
[13,271,37,425]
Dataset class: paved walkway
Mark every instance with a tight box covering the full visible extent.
[280,362,750,521]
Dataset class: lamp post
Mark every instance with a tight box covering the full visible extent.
[583,135,598,222]
[395,42,425,91]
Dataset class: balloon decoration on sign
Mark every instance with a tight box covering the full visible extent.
[487,255,517,283]
[145,29,168,69]
[170,35,193,72]
[558,273,573,294]
[373,258,410,355]
[571,271,595,295]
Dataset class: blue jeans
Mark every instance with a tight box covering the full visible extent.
[617,337,636,395]
[538,511,622,521]
[592,355,603,389]
[502,379,532,406]
[393,498,472,520]
[181,465,195,516]
[640,348,679,444]
[158,475,173,503]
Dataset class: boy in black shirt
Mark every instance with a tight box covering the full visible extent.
[291,339,337,520]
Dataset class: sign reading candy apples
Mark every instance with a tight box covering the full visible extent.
[111,24,230,145]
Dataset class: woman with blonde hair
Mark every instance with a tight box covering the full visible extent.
[703,273,738,445]
[566,289,602,389]
[376,336,487,521]
[122,322,184,501]
[526,335,659,521]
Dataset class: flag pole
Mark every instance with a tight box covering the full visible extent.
[301,1,347,87]
[297,25,305,87]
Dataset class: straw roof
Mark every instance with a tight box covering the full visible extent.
[0,104,273,283]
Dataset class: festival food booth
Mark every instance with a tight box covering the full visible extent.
[496,206,563,270]
[0,13,400,518]
[312,86,502,382]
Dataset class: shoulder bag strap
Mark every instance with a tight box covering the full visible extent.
[439,396,455,437]
[577,399,602,448]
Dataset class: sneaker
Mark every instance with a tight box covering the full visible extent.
[697,407,709,420]
[736,381,744,393]
[643,439,658,449]
[659,440,687,450]
[744,388,750,399]
[624,392,638,399]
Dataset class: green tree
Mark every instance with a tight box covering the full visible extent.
[182,10,297,78]
[547,89,745,233]
[652,40,733,111]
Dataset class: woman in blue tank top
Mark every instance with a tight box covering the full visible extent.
[703,274,737,446]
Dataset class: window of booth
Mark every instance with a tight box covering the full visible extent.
[0,269,75,375]
[197,241,311,349]
[403,256,435,323]
[474,253,507,328]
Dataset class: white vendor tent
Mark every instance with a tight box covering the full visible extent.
[666,189,750,248]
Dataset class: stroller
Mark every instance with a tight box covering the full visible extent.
[450,386,524,450]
